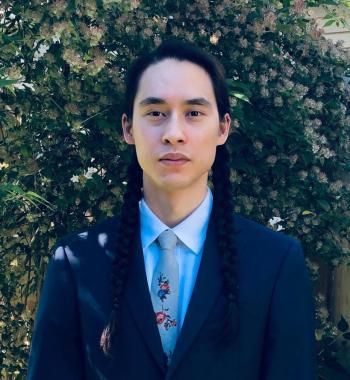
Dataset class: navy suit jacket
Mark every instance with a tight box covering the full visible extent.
[27,213,317,379]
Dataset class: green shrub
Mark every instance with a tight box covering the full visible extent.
[0,0,349,378]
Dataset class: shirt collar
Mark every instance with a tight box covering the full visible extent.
[139,187,213,254]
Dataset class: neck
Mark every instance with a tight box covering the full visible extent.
[142,177,208,228]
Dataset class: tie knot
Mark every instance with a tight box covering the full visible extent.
[157,229,178,252]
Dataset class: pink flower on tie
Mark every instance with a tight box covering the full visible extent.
[155,311,167,324]
[157,273,171,301]
[155,308,177,330]
[160,283,170,291]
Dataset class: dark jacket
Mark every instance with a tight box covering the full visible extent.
[27,213,316,379]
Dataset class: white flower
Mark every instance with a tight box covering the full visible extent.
[298,170,308,180]
[210,33,219,45]
[98,168,106,177]
[38,44,49,54]
[10,259,18,267]
[52,33,61,44]
[13,82,26,90]
[233,119,240,128]
[253,140,263,151]
[84,167,98,179]
[269,216,283,226]
[276,225,285,231]
[12,81,35,91]
[33,43,50,62]
[266,155,277,165]
[70,175,80,183]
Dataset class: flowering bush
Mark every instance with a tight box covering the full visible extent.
[1,0,349,378]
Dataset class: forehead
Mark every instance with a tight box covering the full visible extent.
[134,58,216,104]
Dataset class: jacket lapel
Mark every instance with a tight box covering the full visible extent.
[166,213,243,379]
[124,219,167,374]
[166,213,223,378]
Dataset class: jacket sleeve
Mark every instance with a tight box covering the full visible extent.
[27,243,85,380]
[260,240,317,380]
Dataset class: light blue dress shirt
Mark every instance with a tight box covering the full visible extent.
[139,187,213,329]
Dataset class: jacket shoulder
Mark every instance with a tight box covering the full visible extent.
[233,213,299,248]
[232,213,303,273]
[59,216,119,244]
[51,216,120,263]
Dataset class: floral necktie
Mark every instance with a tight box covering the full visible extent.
[150,229,179,365]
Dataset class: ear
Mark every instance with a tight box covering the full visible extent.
[217,113,231,146]
[121,113,135,145]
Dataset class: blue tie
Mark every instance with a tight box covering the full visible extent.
[150,229,179,365]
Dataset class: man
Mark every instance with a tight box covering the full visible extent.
[28,39,316,379]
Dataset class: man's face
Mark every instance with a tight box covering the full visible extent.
[122,58,230,194]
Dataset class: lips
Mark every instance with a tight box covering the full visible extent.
[159,153,190,161]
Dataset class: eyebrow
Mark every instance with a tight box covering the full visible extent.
[139,97,212,108]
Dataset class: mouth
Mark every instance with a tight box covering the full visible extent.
[159,158,189,166]
[159,153,190,161]
[158,152,190,167]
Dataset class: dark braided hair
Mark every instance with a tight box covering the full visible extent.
[100,151,143,354]
[101,38,238,354]
[212,144,239,346]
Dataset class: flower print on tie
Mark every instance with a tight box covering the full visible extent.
[157,273,171,301]
[155,306,177,330]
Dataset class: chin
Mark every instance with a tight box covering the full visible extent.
[159,177,206,192]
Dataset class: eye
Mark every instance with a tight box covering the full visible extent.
[147,111,165,118]
[187,110,203,117]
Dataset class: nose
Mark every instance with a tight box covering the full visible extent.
[162,113,186,144]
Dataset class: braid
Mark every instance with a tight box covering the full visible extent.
[100,151,142,355]
[212,144,239,346]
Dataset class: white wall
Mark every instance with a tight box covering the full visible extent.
[308,6,350,49]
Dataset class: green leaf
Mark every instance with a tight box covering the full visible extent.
[302,210,314,216]
[322,0,339,5]
[1,183,25,195]
[231,92,251,104]
[317,200,331,212]
[0,183,55,210]
[25,192,55,210]
[0,79,19,88]
[323,20,336,27]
